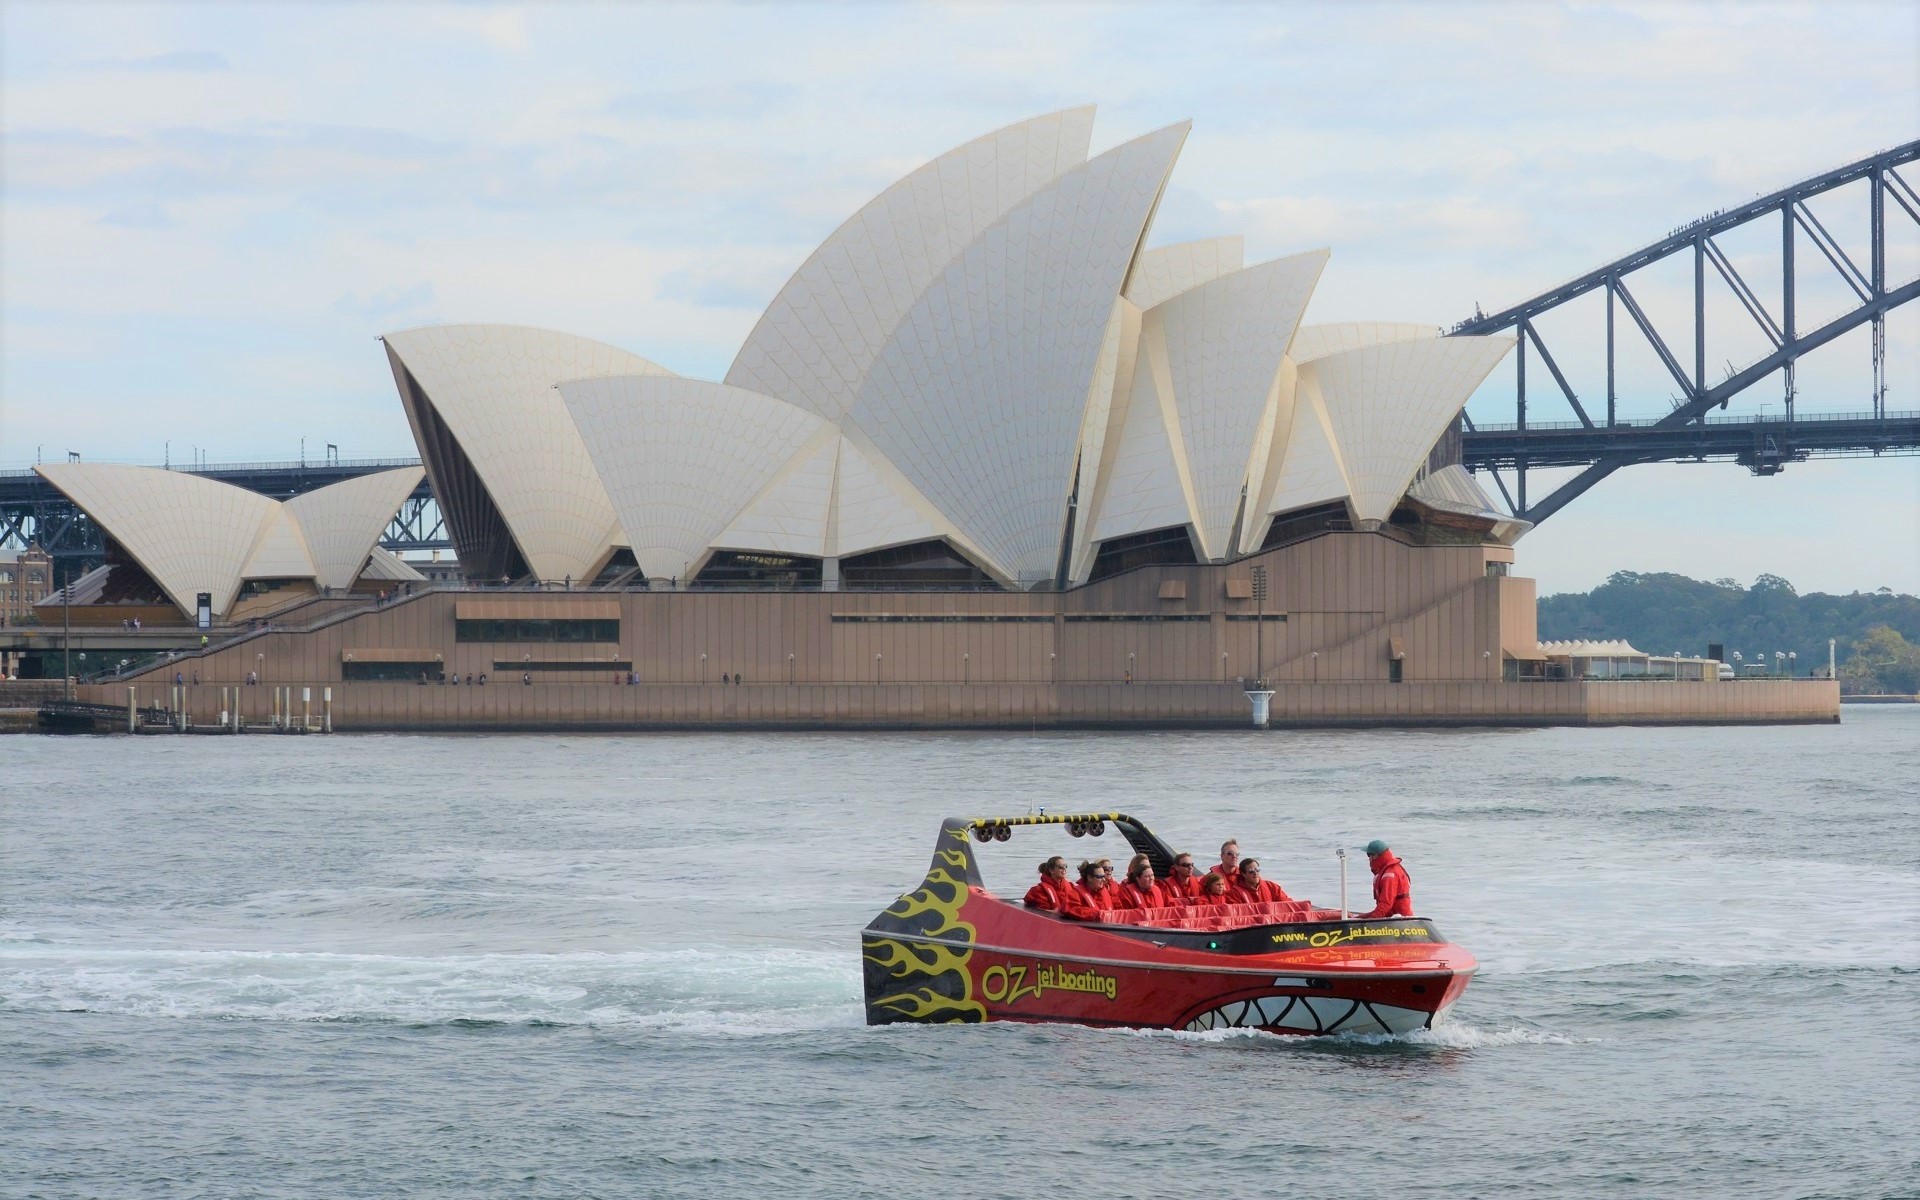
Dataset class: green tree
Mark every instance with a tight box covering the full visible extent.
[1538,573,1920,682]
[1840,625,1920,695]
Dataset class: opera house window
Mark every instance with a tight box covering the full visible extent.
[455,617,619,643]
[344,661,436,682]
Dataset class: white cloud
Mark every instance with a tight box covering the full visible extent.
[431,7,529,52]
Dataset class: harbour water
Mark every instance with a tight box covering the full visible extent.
[4,710,1916,1198]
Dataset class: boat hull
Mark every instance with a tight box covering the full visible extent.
[863,885,1474,1034]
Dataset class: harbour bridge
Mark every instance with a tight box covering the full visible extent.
[4,139,1916,578]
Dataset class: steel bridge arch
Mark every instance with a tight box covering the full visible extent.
[1451,137,1920,523]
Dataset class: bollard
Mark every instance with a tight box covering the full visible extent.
[127,686,136,734]
[322,686,332,734]
[302,686,311,732]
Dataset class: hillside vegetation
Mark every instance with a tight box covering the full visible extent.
[1538,572,1920,694]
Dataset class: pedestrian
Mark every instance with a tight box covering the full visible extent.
[522,672,531,685]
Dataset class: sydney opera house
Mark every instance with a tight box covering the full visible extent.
[32,108,1826,726]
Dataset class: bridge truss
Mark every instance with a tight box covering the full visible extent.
[1452,138,1920,523]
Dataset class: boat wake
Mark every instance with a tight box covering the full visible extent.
[0,942,863,1035]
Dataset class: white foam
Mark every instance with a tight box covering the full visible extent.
[0,943,864,1035]
[1343,1021,1597,1048]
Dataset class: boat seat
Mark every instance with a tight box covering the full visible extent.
[1096,900,1316,929]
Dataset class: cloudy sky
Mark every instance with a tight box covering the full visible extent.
[3,1,1916,594]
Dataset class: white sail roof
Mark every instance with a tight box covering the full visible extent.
[382,324,674,583]
[35,463,280,616]
[1407,463,1532,544]
[1287,321,1437,364]
[1124,235,1246,310]
[711,431,841,559]
[359,546,428,582]
[560,375,830,581]
[284,466,427,589]
[32,463,422,616]
[847,122,1191,583]
[1310,334,1516,523]
[1246,360,1355,541]
[1153,250,1327,558]
[726,107,1096,424]
[243,507,315,580]
[1087,333,1199,547]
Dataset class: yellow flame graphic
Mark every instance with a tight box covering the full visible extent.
[863,831,986,1023]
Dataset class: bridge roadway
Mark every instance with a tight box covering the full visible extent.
[1460,408,1920,474]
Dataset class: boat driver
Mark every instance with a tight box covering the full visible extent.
[1357,839,1413,918]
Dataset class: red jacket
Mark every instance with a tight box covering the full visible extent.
[1023,880,1068,910]
[1075,880,1123,912]
[1230,877,1294,906]
[1115,879,1165,910]
[1192,889,1233,909]
[1360,851,1412,918]
[1208,861,1240,883]
[1029,878,1100,920]
[1161,873,1203,903]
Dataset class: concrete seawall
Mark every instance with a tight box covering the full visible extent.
[66,677,1839,732]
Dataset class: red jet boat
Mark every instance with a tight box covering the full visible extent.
[863,813,1476,1035]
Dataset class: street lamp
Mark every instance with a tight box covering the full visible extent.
[1311,650,1319,683]
[874,652,882,684]
[788,652,795,684]
[963,651,970,683]
[1788,651,1798,676]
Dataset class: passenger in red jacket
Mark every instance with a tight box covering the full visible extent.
[1024,857,1073,910]
[1192,872,1233,908]
[1074,859,1123,912]
[1359,840,1413,918]
[1208,839,1243,884]
[1161,852,1204,903]
[1114,855,1165,910]
[1230,858,1294,905]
